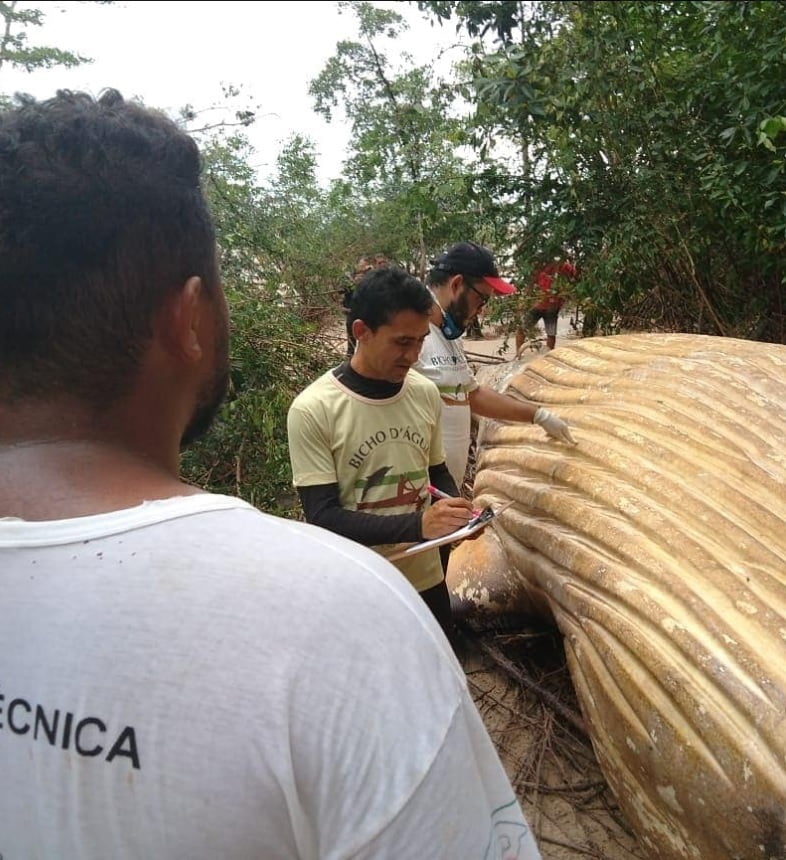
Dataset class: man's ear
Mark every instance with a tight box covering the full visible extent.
[158,276,205,362]
[352,319,370,342]
[448,274,465,296]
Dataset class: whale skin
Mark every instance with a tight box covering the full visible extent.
[448,333,786,860]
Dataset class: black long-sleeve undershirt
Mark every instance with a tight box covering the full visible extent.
[298,461,457,545]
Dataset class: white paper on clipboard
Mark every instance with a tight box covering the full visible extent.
[388,500,514,561]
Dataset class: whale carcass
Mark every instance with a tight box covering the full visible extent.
[448,333,786,860]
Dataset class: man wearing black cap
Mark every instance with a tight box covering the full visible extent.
[414,241,576,489]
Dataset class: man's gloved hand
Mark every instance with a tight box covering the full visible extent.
[533,407,577,445]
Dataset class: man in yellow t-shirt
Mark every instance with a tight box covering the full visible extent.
[287,267,474,636]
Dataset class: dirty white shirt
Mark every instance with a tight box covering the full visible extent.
[0,494,541,860]
[414,323,479,487]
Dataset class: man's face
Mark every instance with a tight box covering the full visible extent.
[180,282,231,448]
[446,274,493,328]
[355,309,431,383]
[353,258,373,284]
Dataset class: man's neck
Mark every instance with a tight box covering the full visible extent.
[348,354,387,382]
[427,288,445,325]
[335,360,402,399]
[0,402,188,521]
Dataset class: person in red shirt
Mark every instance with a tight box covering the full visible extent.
[516,260,577,352]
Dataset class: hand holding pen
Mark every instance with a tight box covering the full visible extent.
[421,485,474,539]
[426,484,454,502]
[428,485,482,517]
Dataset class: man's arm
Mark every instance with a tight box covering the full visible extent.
[298,462,466,546]
[287,398,408,542]
[298,483,423,545]
[288,544,543,859]
[350,694,543,858]
[426,461,459,499]
[468,385,538,423]
[468,386,577,445]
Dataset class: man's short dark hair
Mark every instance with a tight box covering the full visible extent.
[349,267,433,331]
[0,88,218,404]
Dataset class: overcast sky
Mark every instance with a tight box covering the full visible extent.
[1,0,468,183]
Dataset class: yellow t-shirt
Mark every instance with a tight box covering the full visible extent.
[288,370,446,591]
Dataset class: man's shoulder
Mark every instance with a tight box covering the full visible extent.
[404,371,444,420]
[142,501,428,608]
[289,370,337,410]
[406,368,442,396]
[558,260,577,278]
[203,514,460,660]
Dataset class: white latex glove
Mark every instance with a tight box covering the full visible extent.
[533,407,577,445]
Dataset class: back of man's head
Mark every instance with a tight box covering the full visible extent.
[349,266,432,331]
[0,89,218,406]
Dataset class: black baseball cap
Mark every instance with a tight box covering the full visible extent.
[430,241,517,294]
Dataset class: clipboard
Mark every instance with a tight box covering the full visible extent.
[388,500,514,560]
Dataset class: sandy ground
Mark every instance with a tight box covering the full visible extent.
[460,632,644,860]
[460,308,580,365]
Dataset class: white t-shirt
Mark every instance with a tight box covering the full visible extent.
[0,494,540,860]
[414,323,479,487]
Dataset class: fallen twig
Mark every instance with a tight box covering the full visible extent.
[478,639,588,737]
[539,835,604,858]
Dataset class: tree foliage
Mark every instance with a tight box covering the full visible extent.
[0,1,111,78]
[12,0,786,514]
[310,0,508,276]
[180,130,342,513]
[420,0,786,342]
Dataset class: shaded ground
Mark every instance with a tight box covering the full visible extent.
[458,626,645,860]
